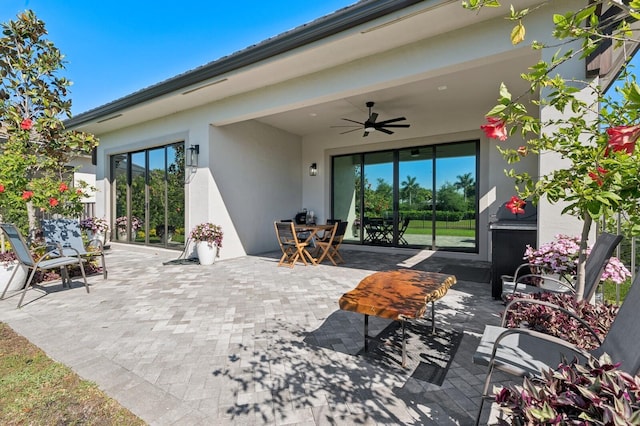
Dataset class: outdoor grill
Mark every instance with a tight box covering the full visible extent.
[488,201,537,299]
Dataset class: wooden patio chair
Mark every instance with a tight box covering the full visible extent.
[41,219,108,279]
[0,223,88,308]
[316,221,348,265]
[274,221,312,268]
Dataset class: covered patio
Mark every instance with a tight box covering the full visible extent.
[0,245,514,425]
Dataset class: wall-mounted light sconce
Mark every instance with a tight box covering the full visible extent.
[186,144,200,168]
[309,163,318,176]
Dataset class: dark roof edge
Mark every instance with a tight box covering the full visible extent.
[66,0,425,129]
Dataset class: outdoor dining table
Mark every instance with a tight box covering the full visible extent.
[294,223,334,265]
[339,269,456,367]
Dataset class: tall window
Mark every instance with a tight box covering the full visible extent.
[111,142,185,249]
[332,140,478,252]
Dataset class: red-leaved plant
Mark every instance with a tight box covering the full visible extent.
[503,292,619,350]
[494,355,640,425]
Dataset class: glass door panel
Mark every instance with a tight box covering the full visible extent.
[363,151,394,245]
[148,147,166,247]
[166,143,185,247]
[434,142,477,250]
[332,154,361,242]
[398,148,434,247]
[112,154,129,241]
[130,151,147,243]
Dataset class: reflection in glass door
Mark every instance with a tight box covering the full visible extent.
[111,143,185,249]
[363,152,394,245]
[331,140,478,252]
[398,148,434,247]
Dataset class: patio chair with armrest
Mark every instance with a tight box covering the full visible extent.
[473,269,640,425]
[0,223,88,308]
[501,232,622,301]
[316,221,348,265]
[41,219,108,279]
[398,217,410,245]
[274,221,313,268]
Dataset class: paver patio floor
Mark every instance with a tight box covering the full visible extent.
[0,244,514,425]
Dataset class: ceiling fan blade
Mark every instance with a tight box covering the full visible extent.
[340,128,362,135]
[369,112,378,123]
[377,128,394,135]
[379,124,410,128]
[341,118,364,125]
[330,125,361,128]
[376,117,407,125]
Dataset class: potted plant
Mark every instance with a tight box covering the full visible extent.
[189,223,223,265]
[115,216,142,240]
[79,217,109,244]
[0,250,27,292]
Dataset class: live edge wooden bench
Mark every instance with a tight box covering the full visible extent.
[338,270,457,367]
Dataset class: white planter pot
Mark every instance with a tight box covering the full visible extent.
[196,241,218,265]
[0,261,28,292]
[117,230,127,241]
[86,230,106,244]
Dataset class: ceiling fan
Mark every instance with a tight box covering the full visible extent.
[333,101,410,137]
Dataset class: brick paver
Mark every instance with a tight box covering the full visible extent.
[0,244,515,425]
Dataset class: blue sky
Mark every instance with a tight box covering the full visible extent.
[0,1,357,116]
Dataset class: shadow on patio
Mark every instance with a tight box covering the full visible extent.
[0,244,512,425]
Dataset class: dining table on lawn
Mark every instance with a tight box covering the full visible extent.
[294,223,335,265]
[339,269,457,367]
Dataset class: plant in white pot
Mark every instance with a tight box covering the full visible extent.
[0,250,27,293]
[190,223,223,265]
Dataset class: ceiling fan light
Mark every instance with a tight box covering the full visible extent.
[364,125,376,132]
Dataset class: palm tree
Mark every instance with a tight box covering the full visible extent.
[401,175,420,206]
[454,173,475,203]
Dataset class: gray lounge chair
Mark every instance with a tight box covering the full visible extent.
[0,223,89,308]
[41,218,107,279]
[473,270,640,425]
[501,232,622,301]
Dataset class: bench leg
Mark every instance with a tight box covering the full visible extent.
[364,314,369,352]
[401,319,407,368]
[431,300,435,334]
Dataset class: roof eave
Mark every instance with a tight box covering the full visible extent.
[65,0,427,129]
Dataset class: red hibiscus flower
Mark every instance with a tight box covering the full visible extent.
[20,118,33,130]
[605,124,640,155]
[59,182,69,192]
[588,166,608,187]
[0,184,4,193]
[76,189,83,195]
[22,190,34,200]
[49,197,59,207]
[481,116,508,141]
[506,195,526,214]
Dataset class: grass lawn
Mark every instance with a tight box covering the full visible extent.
[0,322,145,425]
[602,279,632,305]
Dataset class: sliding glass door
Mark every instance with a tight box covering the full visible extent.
[111,142,185,249]
[332,140,478,252]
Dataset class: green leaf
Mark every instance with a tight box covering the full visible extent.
[511,21,525,45]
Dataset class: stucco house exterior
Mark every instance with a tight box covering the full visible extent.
[66,0,620,264]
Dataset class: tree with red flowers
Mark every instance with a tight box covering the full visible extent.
[464,1,640,299]
[0,10,98,235]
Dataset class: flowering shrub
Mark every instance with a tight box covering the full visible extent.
[524,234,631,285]
[0,251,18,266]
[190,223,223,247]
[115,216,142,232]
[494,355,640,425]
[79,217,108,233]
[503,291,619,350]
